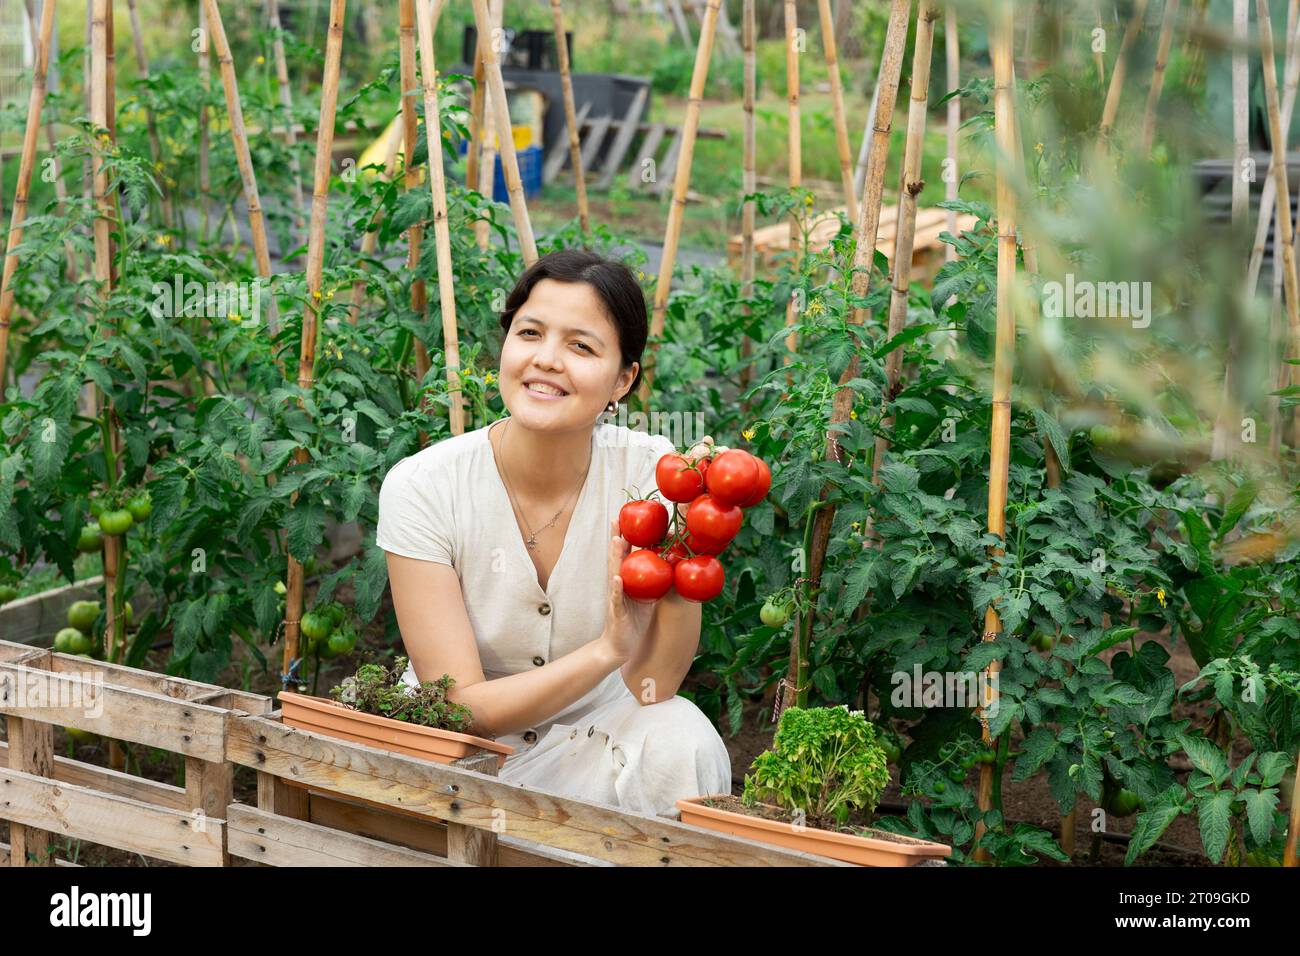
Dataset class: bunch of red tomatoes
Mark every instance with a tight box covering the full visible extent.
[617,448,771,603]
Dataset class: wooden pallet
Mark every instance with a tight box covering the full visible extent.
[727,204,980,282]
[0,638,847,867]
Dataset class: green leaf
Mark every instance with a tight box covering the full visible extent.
[1179,734,1230,785]
[26,416,71,487]
[1124,804,1183,865]
[1216,481,1258,539]
[1197,790,1234,864]
[285,502,328,564]
[1242,788,1279,846]
[1031,408,1071,473]
[1255,751,1291,788]
[173,598,205,659]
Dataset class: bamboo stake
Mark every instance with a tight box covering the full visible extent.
[852,83,879,204]
[0,0,57,383]
[1140,0,1181,152]
[125,0,173,229]
[1093,0,1107,84]
[283,0,347,684]
[466,9,488,193]
[780,0,912,719]
[1246,0,1300,298]
[782,0,802,374]
[872,0,937,483]
[267,0,306,257]
[472,0,538,263]
[1098,0,1149,142]
[972,0,1018,860]
[199,0,211,243]
[1286,749,1300,865]
[636,0,722,401]
[203,0,280,333]
[22,0,78,280]
[1258,0,1300,453]
[417,0,467,436]
[475,0,504,251]
[738,0,757,396]
[945,4,959,266]
[817,0,857,224]
[550,0,590,239]
[401,0,439,386]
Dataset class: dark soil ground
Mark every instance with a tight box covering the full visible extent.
[0,579,1252,867]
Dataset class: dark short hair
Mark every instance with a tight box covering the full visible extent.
[498,250,649,397]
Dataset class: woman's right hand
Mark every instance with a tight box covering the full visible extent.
[599,518,657,666]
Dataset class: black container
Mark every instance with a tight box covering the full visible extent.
[462,26,574,72]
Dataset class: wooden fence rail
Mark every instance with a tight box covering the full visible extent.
[0,640,843,867]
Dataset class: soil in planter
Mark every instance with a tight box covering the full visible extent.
[700,794,936,845]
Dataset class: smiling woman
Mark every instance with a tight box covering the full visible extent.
[375,250,732,818]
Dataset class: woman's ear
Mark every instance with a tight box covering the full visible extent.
[615,362,639,402]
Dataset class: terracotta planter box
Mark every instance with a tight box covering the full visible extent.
[676,795,952,867]
[279,691,514,768]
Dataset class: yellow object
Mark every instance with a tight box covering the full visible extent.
[356,115,411,181]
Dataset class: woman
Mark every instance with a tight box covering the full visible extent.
[376,249,732,819]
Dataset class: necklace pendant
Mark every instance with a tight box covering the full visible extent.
[526,538,538,550]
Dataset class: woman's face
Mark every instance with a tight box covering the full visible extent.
[499,278,637,431]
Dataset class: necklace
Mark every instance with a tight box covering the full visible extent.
[496,418,592,551]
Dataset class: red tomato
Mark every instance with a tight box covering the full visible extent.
[685,494,742,549]
[684,532,726,556]
[705,450,760,507]
[619,500,669,548]
[659,541,690,567]
[655,453,708,503]
[674,556,725,602]
[618,549,675,602]
[738,456,772,508]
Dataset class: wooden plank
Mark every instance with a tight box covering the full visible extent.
[596,86,650,190]
[257,769,309,819]
[0,766,225,866]
[0,738,189,811]
[226,804,458,867]
[543,100,591,183]
[0,661,231,761]
[0,842,81,866]
[6,714,54,866]
[186,756,234,866]
[47,648,272,711]
[628,122,667,190]
[653,126,684,195]
[304,789,606,866]
[188,688,275,715]
[0,644,50,666]
[227,713,844,867]
[578,115,613,176]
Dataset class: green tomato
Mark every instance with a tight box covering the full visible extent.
[76,524,104,553]
[0,584,17,604]
[274,580,287,596]
[126,492,153,523]
[960,755,976,771]
[948,767,966,783]
[1090,424,1121,447]
[301,611,333,643]
[933,780,947,794]
[327,629,358,659]
[98,509,134,536]
[67,600,102,633]
[324,603,347,628]
[975,749,996,765]
[55,627,92,655]
[759,600,790,628]
[88,497,106,519]
[1103,787,1143,817]
[881,739,902,764]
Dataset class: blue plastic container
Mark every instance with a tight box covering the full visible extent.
[459,141,543,202]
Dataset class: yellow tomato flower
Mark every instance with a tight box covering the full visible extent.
[484,372,496,385]
[742,427,755,441]
[256,55,266,65]
[312,290,322,300]
[229,313,242,323]
[850,410,857,420]
[1034,142,1044,155]
[1156,588,1166,607]
[804,194,814,207]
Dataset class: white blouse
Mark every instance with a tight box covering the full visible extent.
[375,417,677,754]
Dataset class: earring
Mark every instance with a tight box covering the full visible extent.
[605,399,619,416]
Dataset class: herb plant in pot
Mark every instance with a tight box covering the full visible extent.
[279,656,514,767]
[677,705,952,866]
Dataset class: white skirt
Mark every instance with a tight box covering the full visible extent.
[402,665,733,819]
